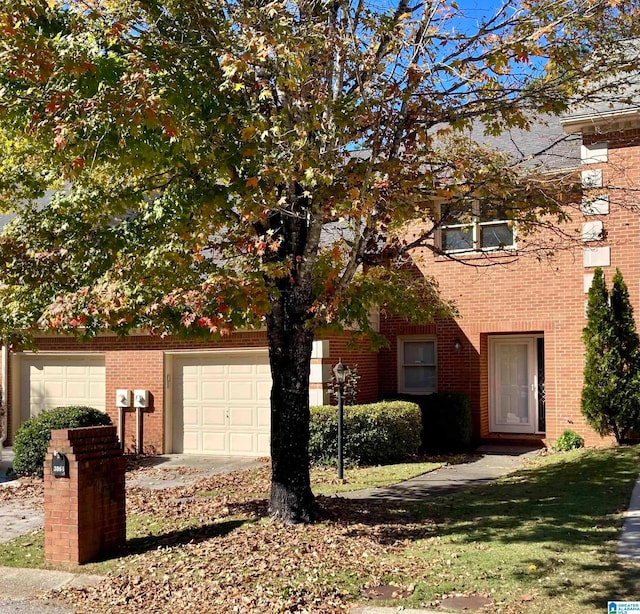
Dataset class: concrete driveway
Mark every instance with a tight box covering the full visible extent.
[0,448,267,543]
[125,453,266,489]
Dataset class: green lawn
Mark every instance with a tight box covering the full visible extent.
[310,459,445,494]
[0,448,638,613]
[398,447,640,612]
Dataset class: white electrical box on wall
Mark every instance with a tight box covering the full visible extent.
[116,389,131,408]
[133,389,149,409]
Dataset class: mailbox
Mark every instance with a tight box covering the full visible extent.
[51,452,69,478]
[134,389,149,409]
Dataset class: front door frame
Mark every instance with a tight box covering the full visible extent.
[489,335,544,434]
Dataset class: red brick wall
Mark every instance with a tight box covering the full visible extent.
[322,334,379,404]
[106,350,164,454]
[44,426,125,564]
[380,127,640,446]
[8,329,380,452]
[12,331,269,452]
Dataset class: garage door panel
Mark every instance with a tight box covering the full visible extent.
[201,432,226,453]
[66,381,89,397]
[229,406,254,427]
[173,352,271,456]
[90,381,106,398]
[22,355,106,420]
[257,381,271,401]
[256,363,271,375]
[200,363,225,375]
[66,365,91,377]
[201,406,225,425]
[202,380,224,399]
[182,380,200,401]
[229,364,253,375]
[228,381,254,401]
[43,381,65,398]
[182,432,201,454]
[257,434,270,455]
[182,405,200,426]
[229,433,254,454]
[48,365,65,376]
[257,407,270,427]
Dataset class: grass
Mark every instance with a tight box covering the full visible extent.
[0,447,638,613]
[392,446,640,612]
[0,531,44,568]
[195,458,445,498]
[311,460,445,494]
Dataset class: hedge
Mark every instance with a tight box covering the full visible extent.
[389,393,472,453]
[13,406,113,477]
[309,400,421,466]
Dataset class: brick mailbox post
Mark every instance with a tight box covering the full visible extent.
[44,425,126,565]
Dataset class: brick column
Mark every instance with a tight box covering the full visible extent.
[44,426,126,565]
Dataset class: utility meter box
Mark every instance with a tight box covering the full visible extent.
[133,390,149,409]
[115,389,131,408]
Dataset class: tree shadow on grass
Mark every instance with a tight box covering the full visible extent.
[319,447,640,609]
[328,449,637,545]
[123,518,249,556]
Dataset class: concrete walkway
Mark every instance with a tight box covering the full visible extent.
[0,567,102,614]
[340,445,539,502]
[618,469,640,560]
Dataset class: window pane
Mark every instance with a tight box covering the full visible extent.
[441,201,474,223]
[405,366,436,389]
[480,223,514,249]
[443,227,473,251]
[404,341,435,365]
[479,202,511,222]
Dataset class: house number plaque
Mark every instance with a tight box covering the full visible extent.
[51,452,69,478]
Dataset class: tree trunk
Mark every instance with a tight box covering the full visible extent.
[266,285,317,523]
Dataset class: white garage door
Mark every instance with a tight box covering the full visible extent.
[173,353,272,456]
[21,355,106,421]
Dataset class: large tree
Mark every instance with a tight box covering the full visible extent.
[0,0,639,522]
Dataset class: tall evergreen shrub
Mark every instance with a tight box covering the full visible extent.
[582,268,640,442]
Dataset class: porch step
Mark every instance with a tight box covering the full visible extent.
[480,434,547,448]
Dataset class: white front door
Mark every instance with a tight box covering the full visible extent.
[489,337,538,433]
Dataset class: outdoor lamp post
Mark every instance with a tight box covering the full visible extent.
[333,359,348,480]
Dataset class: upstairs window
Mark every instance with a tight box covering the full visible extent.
[441,201,515,253]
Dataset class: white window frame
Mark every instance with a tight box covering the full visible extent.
[397,336,437,394]
[440,201,516,254]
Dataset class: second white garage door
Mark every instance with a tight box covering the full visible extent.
[20,355,106,422]
[172,353,272,456]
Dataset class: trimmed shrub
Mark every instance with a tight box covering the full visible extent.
[389,393,472,453]
[309,401,421,466]
[555,429,585,452]
[13,406,112,477]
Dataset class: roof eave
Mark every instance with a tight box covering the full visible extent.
[560,107,640,134]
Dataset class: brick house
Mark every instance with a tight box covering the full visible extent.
[379,102,640,447]
[2,99,639,454]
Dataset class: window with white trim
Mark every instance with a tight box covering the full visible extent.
[398,337,437,394]
[441,201,515,253]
